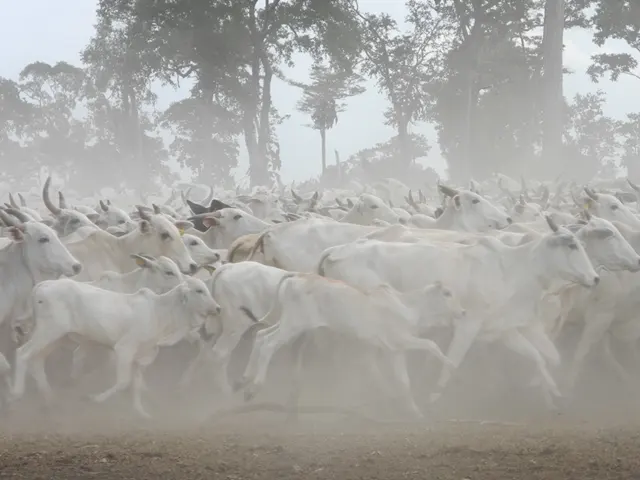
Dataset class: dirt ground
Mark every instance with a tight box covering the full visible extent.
[3,332,640,479]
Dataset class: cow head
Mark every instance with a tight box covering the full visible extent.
[539,215,599,288]
[0,209,82,279]
[136,206,198,275]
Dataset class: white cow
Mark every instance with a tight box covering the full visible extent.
[63,208,197,280]
[41,176,101,236]
[318,216,599,407]
[0,210,82,386]
[194,207,270,249]
[11,276,221,418]
[179,261,289,389]
[235,273,461,418]
[66,254,186,382]
[182,233,223,267]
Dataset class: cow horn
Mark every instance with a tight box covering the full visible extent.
[0,208,20,227]
[584,187,598,201]
[202,185,214,206]
[99,200,109,212]
[291,188,302,202]
[136,205,152,221]
[152,204,162,215]
[8,193,19,209]
[628,178,640,192]
[42,176,61,216]
[438,185,459,198]
[17,193,27,207]
[5,208,31,223]
[545,214,559,233]
[58,191,68,209]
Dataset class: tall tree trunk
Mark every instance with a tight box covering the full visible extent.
[320,128,327,174]
[542,0,565,178]
[397,116,411,167]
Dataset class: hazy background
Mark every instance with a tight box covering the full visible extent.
[2,0,638,184]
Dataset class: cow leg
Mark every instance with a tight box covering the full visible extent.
[90,344,135,404]
[521,323,561,368]
[565,311,613,395]
[131,364,151,418]
[601,333,637,391]
[242,326,302,402]
[431,316,483,403]
[285,332,309,423]
[389,352,423,419]
[11,327,66,401]
[502,329,560,408]
[234,323,280,392]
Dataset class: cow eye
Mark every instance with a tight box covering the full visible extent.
[161,232,171,240]
[370,205,379,209]
[196,289,204,294]
[118,220,126,224]
[568,243,578,250]
[190,240,199,246]
[233,214,242,220]
[71,218,79,224]
[39,237,50,243]
[165,270,175,276]
[611,204,619,210]
[472,199,480,204]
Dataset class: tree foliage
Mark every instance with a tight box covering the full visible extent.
[0,0,638,189]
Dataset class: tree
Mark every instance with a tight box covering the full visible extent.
[350,0,455,169]
[587,0,640,83]
[618,113,640,179]
[81,3,172,193]
[563,91,619,181]
[434,0,549,180]
[541,0,566,177]
[102,0,361,187]
[0,77,37,183]
[285,62,364,174]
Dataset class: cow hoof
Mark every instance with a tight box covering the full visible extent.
[233,378,248,393]
[243,386,258,402]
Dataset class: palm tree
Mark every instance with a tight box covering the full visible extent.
[287,63,364,173]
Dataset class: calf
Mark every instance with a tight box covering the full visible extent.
[11,276,221,418]
[235,273,461,418]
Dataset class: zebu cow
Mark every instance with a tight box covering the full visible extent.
[243,186,513,272]
[41,177,100,237]
[318,216,599,407]
[69,255,186,382]
[11,276,221,418]
[96,200,136,231]
[235,273,461,418]
[181,233,223,268]
[179,261,289,389]
[0,209,82,383]
[63,207,197,280]
[190,208,271,249]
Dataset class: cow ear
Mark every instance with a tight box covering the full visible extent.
[8,226,24,242]
[130,254,153,268]
[203,265,217,275]
[86,213,100,223]
[139,219,151,234]
[174,220,193,236]
[187,200,207,215]
[202,216,219,228]
[453,195,462,209]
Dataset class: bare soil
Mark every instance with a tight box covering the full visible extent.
[2,330,640,479]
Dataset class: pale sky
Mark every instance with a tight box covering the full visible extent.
[2,0,639,184]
